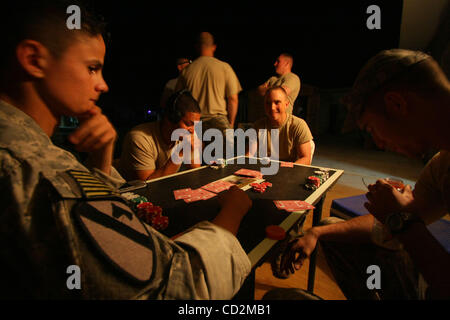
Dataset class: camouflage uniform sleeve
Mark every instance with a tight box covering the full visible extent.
[0,150,38,218]
[91,166,126,189]
[173,221,251,299]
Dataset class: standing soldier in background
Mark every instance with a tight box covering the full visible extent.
[176,31,242,134]
[258,53,301,115]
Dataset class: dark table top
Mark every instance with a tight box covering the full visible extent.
[134,157,343,267]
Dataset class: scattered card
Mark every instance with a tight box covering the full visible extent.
[173,188,192,200]
[280,161,294,168]
[201,180,234,193]
[234,168,263,179]
[184,188,216,203]
[274,200,315,212]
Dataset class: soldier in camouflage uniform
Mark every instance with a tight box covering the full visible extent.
[274,49,450,299]
[0,1,251,299]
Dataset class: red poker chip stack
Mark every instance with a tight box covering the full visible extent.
[136,202,168,230]
[307,176,321,188]
[152,215,169,230]
[251,181,272,193]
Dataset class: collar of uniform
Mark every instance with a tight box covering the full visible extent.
[0,99,52,144]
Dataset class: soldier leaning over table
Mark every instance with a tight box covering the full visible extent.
[0,0,252,299]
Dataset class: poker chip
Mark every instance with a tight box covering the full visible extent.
[314,170,330,181]
[129,195,148,209]
[122,192,141,200]
[251,181,272,193]
[253,187,266,193]
[136,201,153,210]
[135,201,166,227]
[265,225,286,240]
[209,158,227,169]
[151,215,169,230]
[305,176,321,190]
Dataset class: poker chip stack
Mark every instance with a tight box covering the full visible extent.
[121,192,169,230]
[305,176,321,190]
[122,192,149,210]
[210,158,227,170]
[151,215,169,230]
[305,170,329,190]
[250,181,272,193]
[314,170,329,182]
[136,202,168,230]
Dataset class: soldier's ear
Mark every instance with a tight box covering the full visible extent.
[384,91,408,118]
[16,39,50,79]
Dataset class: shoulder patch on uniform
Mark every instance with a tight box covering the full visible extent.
[67,170,120,199]
[74,200,154,283]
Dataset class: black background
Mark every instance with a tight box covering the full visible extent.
[93,0,403,131]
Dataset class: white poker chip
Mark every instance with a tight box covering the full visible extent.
[121,192,140,200]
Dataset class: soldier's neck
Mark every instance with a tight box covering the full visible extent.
[0,87,59,137]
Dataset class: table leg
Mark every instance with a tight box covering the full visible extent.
[307,195,324,293]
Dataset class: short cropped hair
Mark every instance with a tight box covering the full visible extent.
[280,53,294,67]
[342,49,449,131]
[164,90,201,123]
[1,0,107,66]
[264,86,289,100]
[376,57,448,97]
[197,32,215,47]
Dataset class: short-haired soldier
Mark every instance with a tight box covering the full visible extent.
[276,49,450,300]
[0,1,251,299]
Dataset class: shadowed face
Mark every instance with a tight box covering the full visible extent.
[357,100,429,158]
[177,111,201,134]
[38,34,109,117]
[274,55,290,76]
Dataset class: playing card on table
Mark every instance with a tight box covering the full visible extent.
[184,188,216,203]
[201,180,234,193]
[280,161,294,168]
[173,188,192,200]
[274,200,315,212]
[234,168,263,179]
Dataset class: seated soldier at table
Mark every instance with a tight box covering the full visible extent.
[248,86,314,165]
[118,90,202,181]
[0,1,251,299]
[274,49,450,300]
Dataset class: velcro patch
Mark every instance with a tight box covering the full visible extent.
[74,200,154,283]
[67,170,119,199]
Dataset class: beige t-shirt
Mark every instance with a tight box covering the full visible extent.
[266,72,301,114]
[252,114,313,162]
[178,56,242,119]
[413,150,450,223]
[371,150,450,249]
[119,121,175,179]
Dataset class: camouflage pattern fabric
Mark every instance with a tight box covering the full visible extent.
[0,100,250,299]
